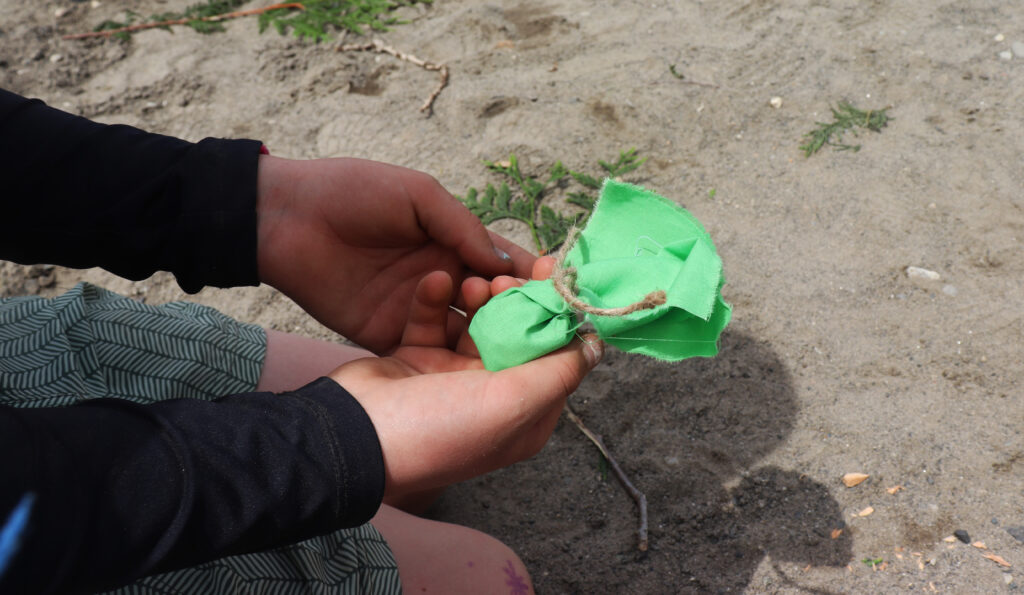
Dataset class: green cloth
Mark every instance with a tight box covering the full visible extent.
[469,179,732,371]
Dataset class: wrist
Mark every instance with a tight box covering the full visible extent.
[255,154,298,289]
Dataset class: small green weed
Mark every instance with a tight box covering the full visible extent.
[800,102,890,157]
[861,557,884,569]
[94,0,428,42]
[458,149,646,254]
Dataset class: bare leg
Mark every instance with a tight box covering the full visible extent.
[371,504,534,594]
[257,329,443,512]
[256,329,373,392]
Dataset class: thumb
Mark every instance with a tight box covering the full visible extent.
[411,184,515,275]
[494,334,604,406]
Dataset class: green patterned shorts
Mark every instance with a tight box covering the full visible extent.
[0,283,401,594]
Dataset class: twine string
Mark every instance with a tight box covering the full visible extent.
[550,226,667,317]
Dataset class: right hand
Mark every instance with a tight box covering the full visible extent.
[327,258,604,500]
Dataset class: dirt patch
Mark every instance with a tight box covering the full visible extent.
[3,1,1024,592]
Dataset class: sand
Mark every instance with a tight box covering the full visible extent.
[2,0,1023,592]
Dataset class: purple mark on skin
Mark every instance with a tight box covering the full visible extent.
[503,560,530,595]
[467,561,475,568]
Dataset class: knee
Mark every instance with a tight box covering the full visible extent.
[462,534,533,595]
[373,507,534,594]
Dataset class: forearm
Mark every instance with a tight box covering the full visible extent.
[0,88,261,292]
[0,378,385,594]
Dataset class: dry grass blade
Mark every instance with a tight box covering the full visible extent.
[842,472,869,487]
[982,552,1011,567]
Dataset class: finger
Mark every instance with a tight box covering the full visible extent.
[531,255,556,281]
[489,232,535,278]
[489,275,523,297]
[454,277,492,357]
[401,271,454,348]
[409,178,517,276]
[446,309,467,349]
[491,333,604,413]
[460,277,492,315]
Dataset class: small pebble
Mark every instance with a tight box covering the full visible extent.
[954,529,971,544]
[90,0,102,7]
[942,284,958,296]
[999,50,1013,61]
[769,96,782,109]
[1005,573,1013,585]
[994,33,1005,42]
[1013,41,1024,58]
[1007,526,1024,543]
[49,54,63,63]
[906,266,941,281]
[54,7,69,17]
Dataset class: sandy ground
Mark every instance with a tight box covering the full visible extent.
[3,0,1024,593]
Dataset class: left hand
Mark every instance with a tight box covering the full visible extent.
[255,156,535,353]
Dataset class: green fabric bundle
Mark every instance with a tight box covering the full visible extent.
[469,179,732,371]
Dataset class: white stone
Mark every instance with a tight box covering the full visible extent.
[769,96,783,109]
[999,50,1013,60]
[942,284,958,296]
[1013,41,1024,57]
[906,266,941,281]
[54,7,69,17]
[49,54,62,63]
[994,33,1005,42]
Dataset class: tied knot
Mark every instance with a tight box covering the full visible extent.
[549,227,667,318]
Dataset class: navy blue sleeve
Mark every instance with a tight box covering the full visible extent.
[0,378,386,595]
[0,87,261,292]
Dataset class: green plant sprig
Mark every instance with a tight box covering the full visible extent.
[861,557,884,569]
[92,0,429,42]
[800,102,890,157]
[458,149,646,254]
[259,0,423,41]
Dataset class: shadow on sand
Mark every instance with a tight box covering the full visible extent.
[434,331,851,594]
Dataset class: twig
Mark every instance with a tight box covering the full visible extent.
[564,404,649,551]
[337,39,449,114]
[62,3,305,40]
[669,64,720,89]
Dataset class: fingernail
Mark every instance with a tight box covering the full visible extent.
[582,333,603,367]
[494,246,511,261]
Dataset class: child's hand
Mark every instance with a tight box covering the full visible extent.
[256,156,536,355]
[328,257,602,501]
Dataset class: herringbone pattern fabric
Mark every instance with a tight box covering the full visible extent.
[0,283,400,594]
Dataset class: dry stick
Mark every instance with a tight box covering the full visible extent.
[552,228,653,551]
[61,3,305,40]
[674,78,719,89]
[669,66,719,89]
[337,39,449,114]
[565,405,649,551]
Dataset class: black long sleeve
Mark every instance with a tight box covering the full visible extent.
[0,378,386,594]
[0,90,388,593]
[0,88,260,293]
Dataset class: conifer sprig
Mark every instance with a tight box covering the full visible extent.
[800,102,890,157]
[458,149,646,254]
